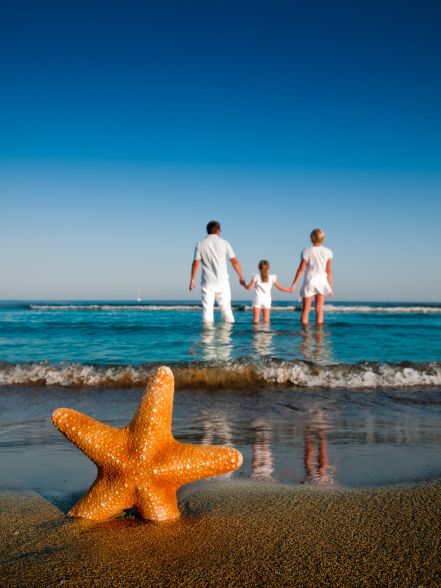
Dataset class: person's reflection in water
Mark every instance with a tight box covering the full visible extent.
[302,413,336,486]
[252,323,274,357]
[202,410,234,478]
[201,322,233,362]
[299,324,334,365]
[251,418,274,481]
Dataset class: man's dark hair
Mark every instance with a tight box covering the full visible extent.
[206,221,221,234]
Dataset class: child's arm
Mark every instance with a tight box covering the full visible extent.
[273,281,291,293]
[242,278,256,290]
[290,260,307,291]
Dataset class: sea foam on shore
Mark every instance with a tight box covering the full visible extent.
[1,359,441,388]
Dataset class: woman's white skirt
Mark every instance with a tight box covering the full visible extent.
[300,273,332,298]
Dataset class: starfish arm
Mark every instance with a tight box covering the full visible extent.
[52,408,122,465]
[156,442,243,486]
[128,366,174,450]
[135,485,180,522]
[51,365,244,522]
[69,475,133,520]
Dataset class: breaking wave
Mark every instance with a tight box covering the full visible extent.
[27,303,441,314]
[324,304,441,314]
[29,304,203,311]
[1,360,440,389]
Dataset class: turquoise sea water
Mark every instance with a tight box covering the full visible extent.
[0,300,440,388]
[1,300,441,491]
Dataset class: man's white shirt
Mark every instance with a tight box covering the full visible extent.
[194,234,236,286]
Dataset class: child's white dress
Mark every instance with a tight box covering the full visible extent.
[251,273,277,308]
[300,246,333,298]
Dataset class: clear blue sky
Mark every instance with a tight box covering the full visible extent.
[1,0,440,301]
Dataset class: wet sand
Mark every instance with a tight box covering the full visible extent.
[1,481,440,587]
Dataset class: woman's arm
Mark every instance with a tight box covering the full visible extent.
[290,259,307,291]
[326,259,333,294]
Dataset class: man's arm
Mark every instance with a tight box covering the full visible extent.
[189,260,200,290]
[229,257,245,286]
[243,277,256,290]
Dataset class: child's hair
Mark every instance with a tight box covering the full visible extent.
[258,260,270,282]
[310,228,325,244]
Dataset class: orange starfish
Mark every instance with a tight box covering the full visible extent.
[52,366,243,521]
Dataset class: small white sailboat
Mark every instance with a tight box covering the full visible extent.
[136,290,142,302]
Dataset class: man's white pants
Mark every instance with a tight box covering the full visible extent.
[201,283,234,323]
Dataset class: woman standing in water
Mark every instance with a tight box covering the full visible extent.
[290,228,333,324]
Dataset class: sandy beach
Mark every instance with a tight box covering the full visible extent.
[1,480,440,587]
[3,0,441,583]
[2,322,441,588]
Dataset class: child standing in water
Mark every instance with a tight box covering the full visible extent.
[290,229,333,325]
[243,260,291,323]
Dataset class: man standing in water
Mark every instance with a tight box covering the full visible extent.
[189,221,245,323]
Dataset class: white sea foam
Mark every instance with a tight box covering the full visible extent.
[1,361,440,389]
[0,363,147,387]
[29,305,202,311]
[255,361,441,388]
[267,304,441,314]
[28,303,441,313]
[323,305,441,314]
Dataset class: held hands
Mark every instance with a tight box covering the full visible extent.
[189,278,196,291]
[239,277,246,287]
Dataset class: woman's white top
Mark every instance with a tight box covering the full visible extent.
[300,245,333,298]
[251,273,277,308]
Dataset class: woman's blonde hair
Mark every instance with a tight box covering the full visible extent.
[310,228,325,244]
[258,259,270,282]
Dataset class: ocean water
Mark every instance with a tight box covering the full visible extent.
[0,300,441,388]
[1,300,441,493]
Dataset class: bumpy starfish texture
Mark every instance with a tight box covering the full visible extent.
[52,366,242,521]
